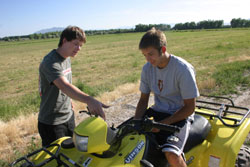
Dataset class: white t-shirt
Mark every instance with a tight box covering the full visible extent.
[140,55,199,114]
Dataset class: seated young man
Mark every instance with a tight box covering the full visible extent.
[134,28,199,167]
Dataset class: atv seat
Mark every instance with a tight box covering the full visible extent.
[143,114,211,167]
[183,114,211,152]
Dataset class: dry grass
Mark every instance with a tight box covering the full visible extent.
[197,78,216,92]
[226,54,250,63]
[0,113,39,162]
[98,82,140,103]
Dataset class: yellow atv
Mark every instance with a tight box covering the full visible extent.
[10,95,250,167]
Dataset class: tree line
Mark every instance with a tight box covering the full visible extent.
[1,18,249,42]
[231,18,250,28]
[173,20,224,30]
[173,18,250,30]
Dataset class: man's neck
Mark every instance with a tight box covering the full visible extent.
[56,47,67,59]
[157,53,171,69]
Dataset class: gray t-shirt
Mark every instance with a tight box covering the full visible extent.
[39,49,73,125]
[140,55,199,114]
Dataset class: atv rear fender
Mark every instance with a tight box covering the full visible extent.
[185,97,250,167]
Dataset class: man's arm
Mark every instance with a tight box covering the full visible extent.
[160,98,196,125]
[134,92,150,120]
[53,76,108,120]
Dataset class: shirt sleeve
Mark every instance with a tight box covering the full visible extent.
[178,66,200,99]
[40,61,63,84]
[139,64,151,94]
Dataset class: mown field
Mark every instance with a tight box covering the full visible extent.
[0,28,250,122]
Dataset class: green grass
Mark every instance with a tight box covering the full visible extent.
[0,28,250,121]
[212,60,250,95]
[75,79,99,97]
[0,93,40,121]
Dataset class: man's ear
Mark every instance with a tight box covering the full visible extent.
[62,38,67,44]
[161,46,166,53]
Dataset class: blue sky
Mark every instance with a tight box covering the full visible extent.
[0,0,249,38]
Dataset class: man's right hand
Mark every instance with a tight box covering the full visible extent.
[86,97,109,120]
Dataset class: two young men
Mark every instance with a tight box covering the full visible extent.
[38,26,108,147]
[134,28,199,167]
[39,26,199,167]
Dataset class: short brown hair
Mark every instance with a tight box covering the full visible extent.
[139,27,167,51]
[58,26,86,47]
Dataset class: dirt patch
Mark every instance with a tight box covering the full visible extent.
[231,88,250,109]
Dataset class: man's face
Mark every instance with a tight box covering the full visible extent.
[141,46,162,67]
[63,39,83,57]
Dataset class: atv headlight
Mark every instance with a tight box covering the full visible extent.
[73,117,111,153]
[73,133,88,152]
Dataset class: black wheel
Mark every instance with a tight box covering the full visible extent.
[235,145,250,167]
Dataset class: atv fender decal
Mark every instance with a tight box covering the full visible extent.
[125,140,145,164]
[83,157,92,167]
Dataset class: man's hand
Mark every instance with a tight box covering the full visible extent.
[87,97,109,120]
[151,118,170,133]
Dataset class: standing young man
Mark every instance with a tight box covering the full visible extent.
[39,26,108,147]
[134,28,199,167]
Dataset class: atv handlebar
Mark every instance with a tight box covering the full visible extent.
[129,118,180,133]
[114,117,181,150]
[79,109,181,133]
[151,121,181,133]
[79,110,91,115]
[79,109,98,117]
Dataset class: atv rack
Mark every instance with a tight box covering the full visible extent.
[195,95,250,127]
[9,144,81,167]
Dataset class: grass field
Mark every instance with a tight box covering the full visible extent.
[0,28,250,122]
[0,28,250,166]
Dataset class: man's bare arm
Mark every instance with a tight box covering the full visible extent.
[134,92,150,119]
[160,98,196,125]
[53,76,108,119]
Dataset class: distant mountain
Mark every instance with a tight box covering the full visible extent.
[34,27,65,34]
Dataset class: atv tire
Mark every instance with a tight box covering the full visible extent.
[235,145,250,167]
